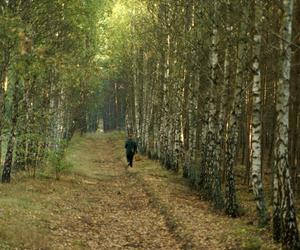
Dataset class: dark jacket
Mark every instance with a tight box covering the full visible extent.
[125,138,137,155]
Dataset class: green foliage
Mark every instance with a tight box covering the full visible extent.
[47,141,73,180]
[232,226,263,250]
[0,0,108,179]
[241,237,262,250]
[98,0,150,79]
[0,241,10,250]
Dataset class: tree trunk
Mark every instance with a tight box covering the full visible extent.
[207,0,224,209]
[225,0,250,217]
[2,79,20,183]
[251,0,268,227]
[0,49,9,164]
[273,0,299,248]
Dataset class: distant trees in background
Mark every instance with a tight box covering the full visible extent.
[102,80,126,131]
[101,0,300,248]
[0,1,102,182]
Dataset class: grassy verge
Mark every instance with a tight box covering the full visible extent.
[0,177,60,249]
[0,131,126,249]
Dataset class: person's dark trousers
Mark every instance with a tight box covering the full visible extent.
[126,153,134,167]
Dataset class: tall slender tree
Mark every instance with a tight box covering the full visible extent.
[273,0,299,248]
[251,0,268,227]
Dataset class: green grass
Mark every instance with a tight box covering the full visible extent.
[63,132,126,180]
[229,225,263,250]
[0,179,53,249]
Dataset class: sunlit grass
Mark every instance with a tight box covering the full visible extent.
[0,179,55,249]
[64,131,125,180]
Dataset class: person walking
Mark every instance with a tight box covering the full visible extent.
[125,133,137,168]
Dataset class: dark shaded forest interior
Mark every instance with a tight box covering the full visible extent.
[0,0,300,249]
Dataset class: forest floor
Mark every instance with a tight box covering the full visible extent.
[0,132,280,250]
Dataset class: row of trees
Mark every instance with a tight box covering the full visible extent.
[0,1,102,182]
[101,0,300,248]
[99,1,131,131]
[102,79,126,131]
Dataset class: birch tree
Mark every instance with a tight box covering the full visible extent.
[100,0,300,235]
[0,0,103,180]
[222,0,249,217]
[273,0,299,248]
[208,0,224,209]
[251,0,268,227]
[2,79,20,182]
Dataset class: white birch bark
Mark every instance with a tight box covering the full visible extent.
[200,100,211,197]
[133,48,140,141]
[225,0,249,217]
[182,0,193,177]
[152,61,160,159]
[173,60,182,171]
[207,0,223,208]
[251,0,268,227]
[274,0,299,247]
[160,32,170,167]
[141,51,148,152]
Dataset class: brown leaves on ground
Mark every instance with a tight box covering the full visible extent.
[0,133,180,249]
[0,132,279,249]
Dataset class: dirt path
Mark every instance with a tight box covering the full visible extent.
[47,134,183,249]
[0,133,278,249]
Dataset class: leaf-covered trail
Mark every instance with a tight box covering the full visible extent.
[63,133,277,250]
[48,134,182,249]
[0,133,278,249]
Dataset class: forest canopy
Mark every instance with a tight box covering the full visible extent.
[0,0,106,181]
